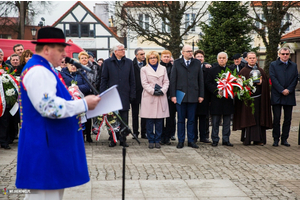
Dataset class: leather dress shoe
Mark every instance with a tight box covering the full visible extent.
[176,142,184,149]
[141,135,148,139]
[200,138,211,143]
[272,141,279,147]
[281,140,290,147]
[109,142,116,147]
[188,142,199,148]
[1,144,11,149]
[155,143,161,149]
[171,136,176,141]
[222,141,233,147]
[148,143,154,149]
[212,142,218,147]
[86,138,93,143]
[120,142,129,147]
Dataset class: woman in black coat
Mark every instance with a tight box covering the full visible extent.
[60,61,92,142]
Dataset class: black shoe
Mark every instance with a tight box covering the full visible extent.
[222,141,233,147]
[155,143,161,149]
[141,135,147,139]
[120,142,129,147]
[171,136,176,141]
[193,139,198,143]
[109,142,116,147]
[176,142,184,149]
[148,143,154,149]
[160,139,166,145]
[188,142,199,148]
[281,140,290,147]
[212,142,218,147]
[273,141,279,147]
[200,138,211,143]
[165,139,171,145]
[87,138,93,143]
[132,133,139,139]
[1,144,11,149]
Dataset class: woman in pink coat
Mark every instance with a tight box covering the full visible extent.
[140,51,169,149]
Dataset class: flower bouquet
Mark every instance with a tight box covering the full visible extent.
[215,68,256,114]
[0,66,19,117]
[93,112,120,142]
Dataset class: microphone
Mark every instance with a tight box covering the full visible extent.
[65,57,94,74]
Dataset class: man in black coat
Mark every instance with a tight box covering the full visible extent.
[160,50,176,145]
[229,53,245,73]
[205,52,234,147]
[100,43,136,147]
[194,49,212,144]
[131,48,147,139]
[269,47,298,147]
[170,45,204,149]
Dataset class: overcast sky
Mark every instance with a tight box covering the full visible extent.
[33,1,103,26]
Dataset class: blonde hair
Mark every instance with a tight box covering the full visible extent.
[78,51,89,59]
[161,50,172,57]
[146,51,160,65]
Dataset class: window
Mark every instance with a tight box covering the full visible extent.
[282,13,291,32]
[81,24,89,37]
[185,13,196,31]
[70,24,79,37]
[138,14,149,30]
[255,14,265,29]
[162,19,170,33]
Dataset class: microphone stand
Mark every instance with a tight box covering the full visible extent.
[76,69,140,200]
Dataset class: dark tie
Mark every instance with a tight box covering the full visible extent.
[186,60,190,67]
[138,62,143,68]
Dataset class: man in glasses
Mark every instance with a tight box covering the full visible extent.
[269,47,298,147]
[170,45,204,149]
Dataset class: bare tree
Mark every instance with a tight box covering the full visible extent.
[0,1,52,39]
[249,1,299,76]
[115,1,207,59]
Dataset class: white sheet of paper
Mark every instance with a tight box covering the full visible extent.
[9,102,19,116]
[81,115,87,123]
[86,85,122,119]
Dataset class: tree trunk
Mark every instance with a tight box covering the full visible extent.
[19,1,25,39]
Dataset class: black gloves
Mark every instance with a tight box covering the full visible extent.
[153,89,163,96]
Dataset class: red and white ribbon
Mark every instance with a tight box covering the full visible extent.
[95,114,119,143]
[217,71,243,99]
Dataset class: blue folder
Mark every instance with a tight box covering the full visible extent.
[176,90,185,105]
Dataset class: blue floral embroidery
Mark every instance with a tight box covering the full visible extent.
[39,93,63,118]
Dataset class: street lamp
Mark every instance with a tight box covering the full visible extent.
[31,28,37,40]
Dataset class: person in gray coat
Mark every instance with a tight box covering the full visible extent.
[100,43,136,147]
[269,47,298,147]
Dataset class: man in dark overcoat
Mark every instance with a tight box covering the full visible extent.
[100,43,136,147]
[269,47,298,147]
[170,45,204,149]
[131,48,147,139]
[229,53,245,73]
[205,52,234,147]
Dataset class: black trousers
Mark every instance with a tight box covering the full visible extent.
[162,99,176,140]
[272,105,293,141]
[131,102,146,137]
[194,114,207,141]
[0,109,14,146]
[83,118,92,141]
[110,110,128,143]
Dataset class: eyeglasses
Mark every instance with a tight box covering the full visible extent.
[116,49,125,51]
[184,51,193,53]
[149,57,157,60]
[281,53,290,56]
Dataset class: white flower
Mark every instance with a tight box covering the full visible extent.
[2,75,10,83]
[5,88,15,96]
[252,86,256,93]
[237,78,243,86]
[15,76,21,82]
[221,73,227,78]
[249,79,253,87]
[241,76,246,81]
[240,89,244,96]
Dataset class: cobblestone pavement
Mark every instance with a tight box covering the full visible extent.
[1,92,300,199]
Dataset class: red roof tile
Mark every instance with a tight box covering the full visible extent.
[251,1,300,7]
[281,28,300,41]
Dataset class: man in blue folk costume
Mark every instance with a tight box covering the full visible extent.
[15,27,101,200]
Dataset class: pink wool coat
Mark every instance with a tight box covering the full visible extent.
[140,64,170,119]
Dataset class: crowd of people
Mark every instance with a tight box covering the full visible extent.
[0,32,298,152]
